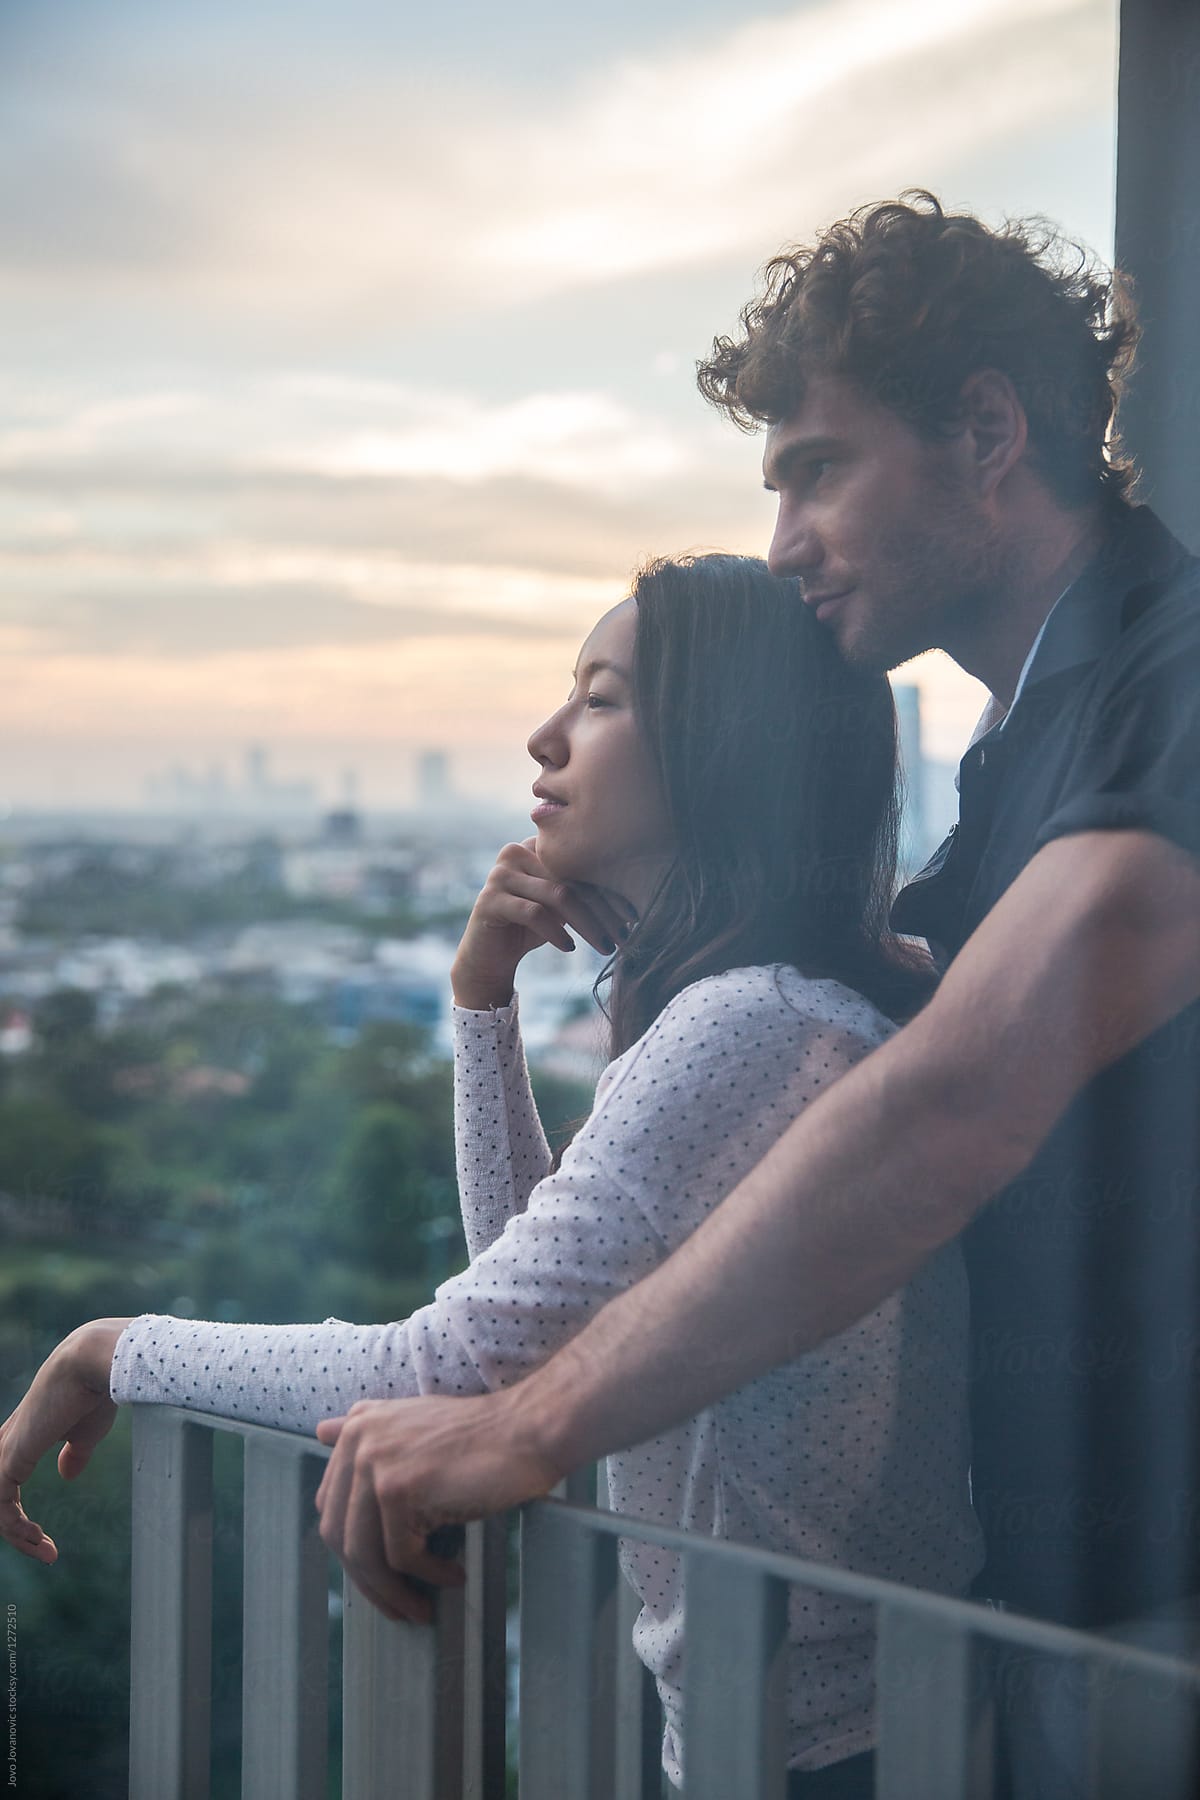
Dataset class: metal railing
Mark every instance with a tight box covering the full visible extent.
[128,1405,1200,1799]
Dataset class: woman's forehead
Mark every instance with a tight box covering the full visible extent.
[577,596,636,671]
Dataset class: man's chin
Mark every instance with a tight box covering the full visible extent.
[834,616,934,677]
[828,619,890,675]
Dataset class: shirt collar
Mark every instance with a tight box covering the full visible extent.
[976,504,1194,741]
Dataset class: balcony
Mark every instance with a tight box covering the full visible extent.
[125,1404,1200,1798]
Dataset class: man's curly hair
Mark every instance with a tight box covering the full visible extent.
[697,191,1141,507]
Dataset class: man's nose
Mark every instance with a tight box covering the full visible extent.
[767,507,822,582]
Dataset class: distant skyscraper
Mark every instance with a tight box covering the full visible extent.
[145,744,315,815]
[417,750,452,810]
[892,682,925,869]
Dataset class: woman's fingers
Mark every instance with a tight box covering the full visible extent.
[0,1327,124,1561]
[573,884,637,948]
[481,886,576,952]
[56,1397,118,1480]
[0,1490,57,1563]
[494,871,622,956]
[0,1428,58,1563]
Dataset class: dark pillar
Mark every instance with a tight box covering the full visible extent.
[1115,0,1200,551]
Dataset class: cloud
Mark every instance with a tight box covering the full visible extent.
[0,456,764,573]
[0,370,773,653]
[0,578,573,660]
[0,0,1112,323]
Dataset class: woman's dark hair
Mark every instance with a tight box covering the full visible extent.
[602,551,931,1059]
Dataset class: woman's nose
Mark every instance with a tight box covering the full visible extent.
[527,706,567,768]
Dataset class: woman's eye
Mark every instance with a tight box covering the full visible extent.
[585,692,610,710]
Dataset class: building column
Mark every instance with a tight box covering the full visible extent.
[1115,0,1200,551]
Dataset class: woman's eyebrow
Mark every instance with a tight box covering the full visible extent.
[573,658,631,682]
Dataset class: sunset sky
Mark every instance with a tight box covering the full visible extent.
[1,0,1119,812]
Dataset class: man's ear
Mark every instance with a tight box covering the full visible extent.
[955,369,1028,498]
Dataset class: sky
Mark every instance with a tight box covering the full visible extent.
[0,0,1120,812]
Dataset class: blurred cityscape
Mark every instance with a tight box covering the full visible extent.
[0,681,956,1089]
[0,749,614,1080]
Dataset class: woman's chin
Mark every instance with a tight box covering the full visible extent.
[534,833,603,891]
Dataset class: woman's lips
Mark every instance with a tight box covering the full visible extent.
[531,796,567,824]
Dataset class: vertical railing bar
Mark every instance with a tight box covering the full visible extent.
[342,1571,465,1800]
[596,1457,662,1799]
[589,1532,620,1800]
[683,1553,787,1800]
[614,1563,663,1799]
[433,1579,468,1798]
[128,1408,213,1800]
[520,1502,614,1800]
[342,1579,415,1800]
[240,1437,329,1800]
[876,1604,992,1800]
[462,1514,508,1799]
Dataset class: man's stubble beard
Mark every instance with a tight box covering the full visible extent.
[842,475,1014,678]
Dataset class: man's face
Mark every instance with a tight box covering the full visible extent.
[763,373,1002,673]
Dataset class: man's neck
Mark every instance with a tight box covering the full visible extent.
[947,500,1108,709]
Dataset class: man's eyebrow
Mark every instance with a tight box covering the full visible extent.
[762,435,841,490]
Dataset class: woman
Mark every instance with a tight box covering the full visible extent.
[0,554,981,1794]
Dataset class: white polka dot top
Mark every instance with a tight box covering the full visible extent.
[111,964,983,1781]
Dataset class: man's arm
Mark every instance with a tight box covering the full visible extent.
[316,828,1200,1614]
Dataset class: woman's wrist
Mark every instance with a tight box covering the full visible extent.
[71,1318,135,1395]
[450,958,516,1012]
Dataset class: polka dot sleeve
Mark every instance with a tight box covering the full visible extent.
[108,968,890,1431]
[452,997,553,1259]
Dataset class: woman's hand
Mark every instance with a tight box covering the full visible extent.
[0,1317,131,1564]
[451,839,632,1011]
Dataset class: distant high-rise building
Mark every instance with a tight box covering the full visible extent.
[246,744,269,794]
[145,744,315,815]
[417,750,452,810]
[892,682,926,870]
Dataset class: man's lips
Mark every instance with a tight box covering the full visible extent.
[802,588,852,624]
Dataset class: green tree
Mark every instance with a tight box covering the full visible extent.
[331,1102,433,1270]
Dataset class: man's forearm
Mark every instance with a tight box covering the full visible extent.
[512,830,1200,1478]
[516,1008,989,1477]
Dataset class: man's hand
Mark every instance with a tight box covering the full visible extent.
[314,1389,563,1623]
[0,1318,131,1564]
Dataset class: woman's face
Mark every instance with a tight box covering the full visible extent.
[527,598,674,913]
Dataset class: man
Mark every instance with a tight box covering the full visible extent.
[315,195,1200,1681]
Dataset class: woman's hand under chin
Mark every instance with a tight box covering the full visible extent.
[0,1316,132,1564]
[450,838,634,1012]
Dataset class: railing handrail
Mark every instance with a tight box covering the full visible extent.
[531,1494,1200,1688]
[128,1405,1200,1800]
